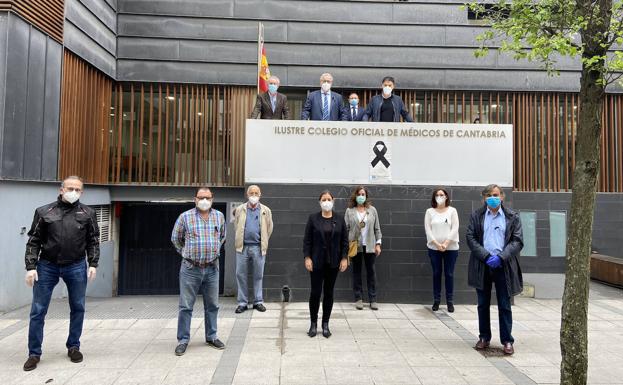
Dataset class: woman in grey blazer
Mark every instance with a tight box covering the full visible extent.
[344,186,383,310]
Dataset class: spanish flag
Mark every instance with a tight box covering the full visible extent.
[258,43,270,93]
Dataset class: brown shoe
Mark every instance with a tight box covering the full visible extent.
[23,356,40,371]
[475,338,490,350]
[503,342,514,355]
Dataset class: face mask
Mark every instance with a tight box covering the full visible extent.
[349,99,358,107]
[196,198,212,211]
[248,196,260,205]
[321,82,331,92]
[268,84,278,93]
[383,86,393,95]
[63,190,81,204]
[435,196,446,206]
[485,196,501,209]
[356,196,366,205]
[320,200,333,212]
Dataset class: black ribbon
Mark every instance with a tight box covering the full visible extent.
[371,141,390,168]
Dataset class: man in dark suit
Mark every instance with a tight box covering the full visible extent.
[362,76,413,122]
[466,184,523,356]
[347,92,365,121]
[251,76,290,120]
[300,73,347,121]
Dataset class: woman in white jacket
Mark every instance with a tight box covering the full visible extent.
[424,188,459,312]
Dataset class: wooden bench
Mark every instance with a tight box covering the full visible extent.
[591,254,623,288]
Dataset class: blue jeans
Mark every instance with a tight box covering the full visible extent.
[28,259,87,357]
[352,248,377,302]
[476,266,514,344]
[428,248,458,303]
[177,260,219,344]
[235,245,265,306]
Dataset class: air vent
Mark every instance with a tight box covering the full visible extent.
[92,205,111,243]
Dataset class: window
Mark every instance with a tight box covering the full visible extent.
[92,205,111,243]
[519,211,537,256]
[549,211,567,257]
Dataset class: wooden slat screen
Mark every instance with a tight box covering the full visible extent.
[0,0,64,42]
[109,83,254,186]
[59,50,112,183]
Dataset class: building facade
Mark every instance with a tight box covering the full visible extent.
[1,0,622,311]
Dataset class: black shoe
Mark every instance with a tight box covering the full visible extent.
[447,303,455,313]
[175,343,187,356]
[235,305,247,314]
[253,303,266,312]
[321,322,331,338]
[23,356,40,371]
[207,339,225,350]
[307,322,317,337]
[67,347,83,363]
[432,302,440,311]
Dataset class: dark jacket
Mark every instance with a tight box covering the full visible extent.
[346,104,366,121]
[300,90,347,121]
[251,92,290,120]
[465,204,524,296]
[303,211,349,268]
[25,196,100,270]
[362,94,414,122]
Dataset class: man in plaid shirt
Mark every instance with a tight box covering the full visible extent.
[171,187,226,355]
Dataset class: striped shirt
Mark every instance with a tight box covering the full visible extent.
[171,208,226,264]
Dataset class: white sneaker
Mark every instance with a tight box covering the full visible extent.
[355,299,363,310]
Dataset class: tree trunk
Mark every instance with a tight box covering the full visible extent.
[560,37,607,385]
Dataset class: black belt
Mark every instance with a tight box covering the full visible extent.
[184,258,218,268]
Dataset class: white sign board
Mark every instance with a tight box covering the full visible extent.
[245,120,513,187]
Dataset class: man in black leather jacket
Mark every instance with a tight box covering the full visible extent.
[22,176,100,372]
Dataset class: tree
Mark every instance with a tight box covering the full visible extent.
[466,1,623,384]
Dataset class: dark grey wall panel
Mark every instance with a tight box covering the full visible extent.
[0,14,62,181]
[64,22,116,78]
[2,14,29,178]
[64,0,117,78]
[23,31,47,180]
[79,0,117,32]
[0,13,7,168]
[119,0,234,17]
[117,60,260,84]
[393,3,468,24]
[41,43,62,181]
[66,0,116,54]
[118,15,284,41]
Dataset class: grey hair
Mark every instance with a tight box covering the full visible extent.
[61,176,84,188]
[481,184,505,197]
[268,75,280,84]
[319,72,333,81]
[246,185,261,194]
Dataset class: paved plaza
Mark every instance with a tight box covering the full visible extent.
[0,282,622,385]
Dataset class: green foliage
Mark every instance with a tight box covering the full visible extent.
[466,0,623,84]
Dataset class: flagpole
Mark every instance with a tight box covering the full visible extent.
[257,22,263,94]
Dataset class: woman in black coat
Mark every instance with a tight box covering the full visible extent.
[303,190,349,338]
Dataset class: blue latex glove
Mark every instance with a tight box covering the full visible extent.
[486,255,502,269]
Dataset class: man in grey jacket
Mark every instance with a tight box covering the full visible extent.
[466,184,523,355]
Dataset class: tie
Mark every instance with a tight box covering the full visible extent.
[271,96,276,113]
[352,107,356,120]
[322,93,329,121]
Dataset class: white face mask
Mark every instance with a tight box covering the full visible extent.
[435,196,446,206]
[321,82,332,93]
[248,196,260,205]
[320,200,334,212]
[63,190,81,204]
[383,86,393,96]
[196,198,212,211]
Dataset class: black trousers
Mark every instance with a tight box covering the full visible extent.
[309,262,339,323]
[352,247,377,302]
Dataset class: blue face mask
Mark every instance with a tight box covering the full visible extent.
[268,84,278,93]
[349,99,358,107]
[486,196,501,209]
[356,195,366,205]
